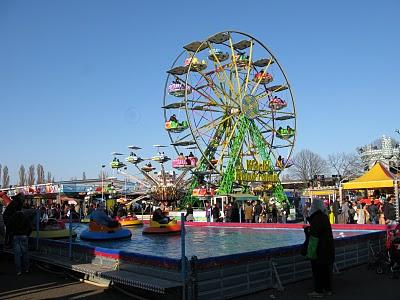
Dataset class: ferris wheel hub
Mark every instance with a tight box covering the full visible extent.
[241,94,259,119]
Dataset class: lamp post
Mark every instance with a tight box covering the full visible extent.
[101,165,105,202]
[124,167,127,200]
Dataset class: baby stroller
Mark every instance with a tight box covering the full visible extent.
[375,223,400,277]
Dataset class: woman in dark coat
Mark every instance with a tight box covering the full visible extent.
[306,198,335,297]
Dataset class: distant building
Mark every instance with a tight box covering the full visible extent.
[358,135,400,173]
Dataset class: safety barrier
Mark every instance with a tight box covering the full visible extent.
[29,227,385,300]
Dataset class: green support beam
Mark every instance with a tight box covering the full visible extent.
[248,120,288,203]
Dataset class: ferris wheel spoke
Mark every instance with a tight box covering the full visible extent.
[196,70,231,107]
[192,114,235,151]
[207,41,239,102]
[173,76,216,105]
[197,65,228,106]
[228,36,242,100]
[241,39,254,101]
[255,117,275,134]
[192,115,225,136]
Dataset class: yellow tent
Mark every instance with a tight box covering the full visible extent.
[342,162,397,190]
[303,189,338,197]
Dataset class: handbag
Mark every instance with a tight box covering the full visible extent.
[301,236,309,256]
[306,236,319,260]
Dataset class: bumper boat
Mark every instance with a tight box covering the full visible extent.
[142,219,181,235]
[80,221,132,241]
[116,215,143,226]
[30,219,77,239]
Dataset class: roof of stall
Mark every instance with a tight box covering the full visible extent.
[342,162,398,190]
[227,193,259,201]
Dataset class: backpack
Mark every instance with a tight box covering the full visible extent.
[349,208,355,216]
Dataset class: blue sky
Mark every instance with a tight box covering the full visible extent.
[1,0,399,183]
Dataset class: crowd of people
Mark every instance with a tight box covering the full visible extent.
[301,194,398,226]
[201,200,292,223]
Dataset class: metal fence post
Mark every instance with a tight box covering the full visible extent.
[181,213,186,300]
[69,209,73,259]
[36,209,40,250]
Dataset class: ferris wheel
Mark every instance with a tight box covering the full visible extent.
[163,31,296,200]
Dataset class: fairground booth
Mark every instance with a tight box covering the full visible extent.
[341,162,399,216]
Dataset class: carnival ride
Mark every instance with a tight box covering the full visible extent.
[110,152,126,169]
[163,31,296,207]
[119,145,189,204]
[80,221,132,241]
[30,219,77,239]
[142,219,181,235]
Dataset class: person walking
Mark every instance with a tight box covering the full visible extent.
[305,198,335,298]
[7,206,32,275]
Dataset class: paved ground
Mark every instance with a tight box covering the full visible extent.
[1,252,398,300]
[236,264,398,300]
[0,254,131,300]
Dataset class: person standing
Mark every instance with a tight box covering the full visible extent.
[0,204,5,254]
[212,204,221,222]
[368,200,378,224]
[225,203,233,223]
[7,207,32,275]
[231,202,240,223]
[205,202,211,222]
[244,202,253,223]
[332,197,341,224]
[185,204,194,222]
[357,203,366,224]
[338,199,349,224]
[282,201,290,224]
[253,201,262,223]
[271,203,278,223]
[302,201,310,224]
[384,196,396,225]
[306,198,335,298]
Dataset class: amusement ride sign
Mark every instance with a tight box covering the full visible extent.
[235,160,279,182]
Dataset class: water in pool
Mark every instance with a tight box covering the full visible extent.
[70,224,373,259]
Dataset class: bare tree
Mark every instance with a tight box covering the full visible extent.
[18,165,26,186]
[289,149,329,182]
[327,152,363,178]
[46,171,53,183]
[82,172,86,180]
[36,164,45,184]
[27,165,35,185]
[2,166,10,188]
